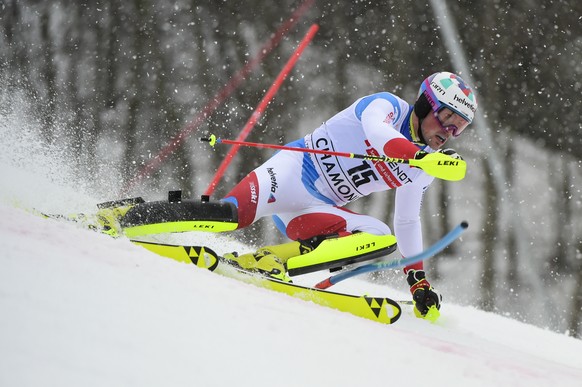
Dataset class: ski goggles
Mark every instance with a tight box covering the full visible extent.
[434,107,470,138]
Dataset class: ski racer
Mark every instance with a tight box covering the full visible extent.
[220,71,478,319]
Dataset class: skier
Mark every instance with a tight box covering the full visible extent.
[220,71,477,319]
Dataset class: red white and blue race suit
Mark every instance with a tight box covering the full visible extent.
[224,92,435,265]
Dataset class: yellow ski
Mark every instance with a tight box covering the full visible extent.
[132,240,401,325]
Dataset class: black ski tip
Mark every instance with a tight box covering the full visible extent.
[460,221,469,229]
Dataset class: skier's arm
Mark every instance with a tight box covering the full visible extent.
[358,97,420,159]
[394,181,427,271]
[395,181,442,320]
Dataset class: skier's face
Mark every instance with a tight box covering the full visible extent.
[421,108,469,149]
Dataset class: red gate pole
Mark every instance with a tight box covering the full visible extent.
[120,0,316,195]
[204,23,319,196]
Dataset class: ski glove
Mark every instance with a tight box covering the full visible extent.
[407,270,442,319]
[414,148,463,160]
[438,148,463,160]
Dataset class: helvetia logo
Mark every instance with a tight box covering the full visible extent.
[267,167,278,193]
[453,94,476,113]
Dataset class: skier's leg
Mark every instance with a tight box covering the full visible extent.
[276,205,393,239]
[221,150,317,281]
[273,206,397,275]
[223,150,397,277]
[222,149,315,229]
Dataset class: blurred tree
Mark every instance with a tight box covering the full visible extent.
[480,160,498,312]
[569,241,582,338]
[503,141,519,289]
[547,157,573,274]
[38,5,57,144]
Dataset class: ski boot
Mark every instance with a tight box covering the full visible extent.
[92,204,134,238]
[38,197,143,238]
[91,197,145,237]
[222,250,291,282]
[222,241,311,282]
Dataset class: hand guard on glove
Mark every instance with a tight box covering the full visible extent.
[414,148,463,161]
[406,269,442,320]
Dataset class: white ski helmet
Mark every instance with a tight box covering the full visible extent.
[414,71,477,124]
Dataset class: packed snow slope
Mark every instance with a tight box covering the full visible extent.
[1,163,582,387]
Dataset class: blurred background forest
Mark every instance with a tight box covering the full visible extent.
[1,0,581,337]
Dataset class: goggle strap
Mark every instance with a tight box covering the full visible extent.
[422,79,442,112]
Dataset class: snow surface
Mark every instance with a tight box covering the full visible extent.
[1,164,582,387]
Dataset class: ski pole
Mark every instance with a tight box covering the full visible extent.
[314,221,469,289]
[201,134,467,181]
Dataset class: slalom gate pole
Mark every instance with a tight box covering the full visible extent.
[314,221,469,290]
[204,23,320,196]
[120,0,316,196]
